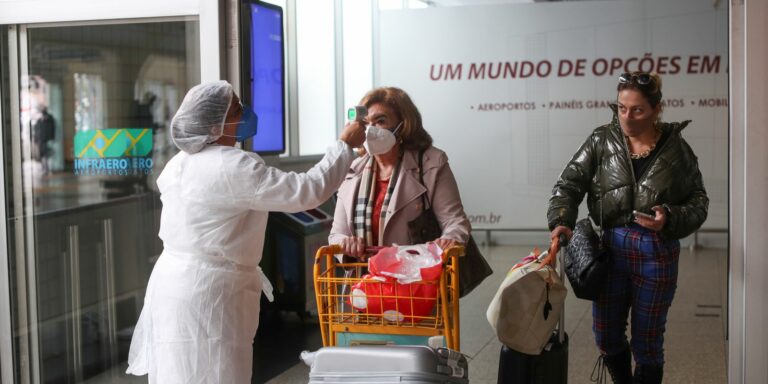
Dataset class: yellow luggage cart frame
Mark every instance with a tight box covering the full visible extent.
[313,245,464,351]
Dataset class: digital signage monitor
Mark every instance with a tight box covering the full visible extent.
[241,0,285,154]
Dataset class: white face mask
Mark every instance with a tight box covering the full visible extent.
[363,122,402,155]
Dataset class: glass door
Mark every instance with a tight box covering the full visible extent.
[2,19,200,383]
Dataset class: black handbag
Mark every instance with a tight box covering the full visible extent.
[564,218,610,301]
[457,235,493,297]
[407,149,493,298]
[563,129,611,301]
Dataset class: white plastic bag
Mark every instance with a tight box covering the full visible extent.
[368,243,443,284]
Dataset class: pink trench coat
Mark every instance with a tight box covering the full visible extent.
[329,146,471,248]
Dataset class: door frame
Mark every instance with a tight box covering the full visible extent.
[0,1,224,383]
[0,0,223,82]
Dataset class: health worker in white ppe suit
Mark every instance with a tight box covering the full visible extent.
[126,80,365,383]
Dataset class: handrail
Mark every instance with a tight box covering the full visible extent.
[473,227,728,249]
[66,225,83,383]
[691,228,728,251]
[471,227,548,247]
[101,219,119,375]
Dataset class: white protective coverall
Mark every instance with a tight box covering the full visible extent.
[126,141,355,383]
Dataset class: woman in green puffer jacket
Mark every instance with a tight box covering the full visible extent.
[547,72,708,384]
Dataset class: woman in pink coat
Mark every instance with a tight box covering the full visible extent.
[329,87,470,258]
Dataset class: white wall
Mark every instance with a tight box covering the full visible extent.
[378,0,728,232]
[296,1,337,155]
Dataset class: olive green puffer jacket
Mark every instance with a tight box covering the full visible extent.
[547,106,709,241]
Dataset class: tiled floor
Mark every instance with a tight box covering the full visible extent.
[83,242,727,383]
[265,243,728,384]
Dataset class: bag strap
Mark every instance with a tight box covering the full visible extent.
[417,148,432,211]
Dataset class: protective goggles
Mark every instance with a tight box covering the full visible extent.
[618,72,652,86]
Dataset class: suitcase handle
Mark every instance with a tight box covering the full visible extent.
[538,234,569,344]
[436,348,466,378]
[557,233,567,343]
[524,235,569,345]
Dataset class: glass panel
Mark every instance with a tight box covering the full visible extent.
[5,20,199,383]
[378,0,404,10]
[297,0,336,156]
[342,0,373,110]
[0,25,17,384]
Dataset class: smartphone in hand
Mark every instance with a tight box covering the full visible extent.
[633,210,654,219]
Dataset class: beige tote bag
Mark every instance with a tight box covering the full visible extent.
[486,250,567,355]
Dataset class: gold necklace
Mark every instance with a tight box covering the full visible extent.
[627,131,660,160]
[628,142,656,159]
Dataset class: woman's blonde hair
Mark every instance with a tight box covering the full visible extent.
[617,72,663,108]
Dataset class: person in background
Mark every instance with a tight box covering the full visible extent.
[547,72,708,384]
[31,104,55,173]
[329,86,470,258]
[126,80,365,383]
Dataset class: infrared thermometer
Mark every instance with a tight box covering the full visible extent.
[347,106,367,122]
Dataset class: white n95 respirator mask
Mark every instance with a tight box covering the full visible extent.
[363,122,402,155]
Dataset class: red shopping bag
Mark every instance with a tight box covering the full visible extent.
[349,244,443,322]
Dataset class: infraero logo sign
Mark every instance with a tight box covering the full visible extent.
[73,128,154,176]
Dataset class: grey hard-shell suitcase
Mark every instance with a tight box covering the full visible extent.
[308,345,468,383]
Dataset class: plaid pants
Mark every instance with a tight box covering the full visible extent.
[592,223,680,366]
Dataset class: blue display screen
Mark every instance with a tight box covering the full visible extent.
[290,212,314,224]
[248,2,285,153]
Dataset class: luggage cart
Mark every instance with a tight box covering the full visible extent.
[313,244,464,351]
